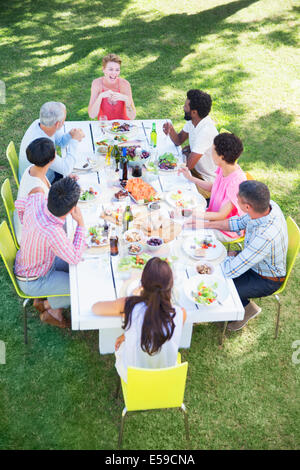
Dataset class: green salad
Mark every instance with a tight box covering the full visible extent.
[191,281,218,305]
[158,153,177,170]
[80,188,97,201]
[118,254,152,271]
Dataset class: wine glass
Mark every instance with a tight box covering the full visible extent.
[99,115,108,134]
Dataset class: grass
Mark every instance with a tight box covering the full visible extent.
[0,0,299,450]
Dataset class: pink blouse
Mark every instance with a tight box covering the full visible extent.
[207,165,246,238]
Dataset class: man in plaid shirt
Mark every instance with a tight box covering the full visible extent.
[14,177,86,328]
[205,181,288,331]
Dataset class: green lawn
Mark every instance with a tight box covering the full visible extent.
[0,0,299,450]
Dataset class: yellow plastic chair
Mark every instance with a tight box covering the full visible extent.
[117,354,189,448]
[219,127,232,134]
[6,141,19,188]
[273,216,300,339]
[1,178,19,249]
[0,220,70,344]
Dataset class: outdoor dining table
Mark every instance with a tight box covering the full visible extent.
[64,119,245,354]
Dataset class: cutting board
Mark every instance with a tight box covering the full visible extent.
[133,217,182,243]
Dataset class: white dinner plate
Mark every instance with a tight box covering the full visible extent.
[105,123,138,138]
[183,275,229,306]
[165,190,206,211]
[182,235,224,260]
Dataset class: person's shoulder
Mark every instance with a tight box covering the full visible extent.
[120,77,130,86]
[91,77,102,88]
[21,119,40,141]
[119,77,131,92]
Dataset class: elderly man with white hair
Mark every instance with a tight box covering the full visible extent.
[19,101,85,182]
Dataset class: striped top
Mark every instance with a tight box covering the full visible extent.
[14,193,86,278]
[223,201,288,278]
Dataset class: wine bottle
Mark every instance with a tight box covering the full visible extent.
[122,205,133,232]
[121,148,128,183]
[150,122,157,147]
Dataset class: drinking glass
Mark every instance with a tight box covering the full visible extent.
[99,115,108,134]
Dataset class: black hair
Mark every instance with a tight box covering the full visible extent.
[47,177,81,217]
[214,133,243,164]
[26,138,55,167]
[187,89,212,118]
[123,257,176,356]
[238,180,270,213]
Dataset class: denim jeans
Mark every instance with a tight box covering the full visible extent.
[233,269,283,307]
[16,257,70,309]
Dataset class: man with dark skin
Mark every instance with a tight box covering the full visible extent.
[163,89,218,199]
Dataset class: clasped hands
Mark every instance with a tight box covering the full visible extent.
[100,89,129,106]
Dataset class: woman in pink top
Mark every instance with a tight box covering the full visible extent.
[88,53,136,121]
[180,133,246,241]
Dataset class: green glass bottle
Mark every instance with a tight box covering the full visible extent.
[112,144,120,172]
[150,122,157,148]
[122,205,133,232]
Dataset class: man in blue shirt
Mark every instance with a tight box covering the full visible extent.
[19,101,85,182]
[205,181,288,331]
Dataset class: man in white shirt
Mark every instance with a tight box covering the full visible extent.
[163,89,218,198]
[19,101,85,183]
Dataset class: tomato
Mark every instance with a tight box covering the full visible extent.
[213,244,216,248]
[178,190,182,194]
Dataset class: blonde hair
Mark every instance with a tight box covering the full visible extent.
[102,54,122,68]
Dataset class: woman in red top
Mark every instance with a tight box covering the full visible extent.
[88,53,136,121]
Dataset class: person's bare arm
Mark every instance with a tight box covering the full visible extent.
[92,297,126,316]
[186,151,203,170]
[118,80,136,119]
[203,201,235,221]
[88,79,111,119]
[204,219,231,231]
[163,122,188,146]
[179,166,213,192]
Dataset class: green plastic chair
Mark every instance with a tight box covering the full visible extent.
[273,216,300,339]
[1,178,19,249]
[6,141,19,188]
[0,220,70,344]
[116,353,189,448]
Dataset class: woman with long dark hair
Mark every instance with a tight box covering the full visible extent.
[92,257,186,382]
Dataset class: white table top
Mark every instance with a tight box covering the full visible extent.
[65,120,244,331]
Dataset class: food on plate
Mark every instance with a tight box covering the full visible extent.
[147,237,163,247]
[194,247,206,257]
[95,140,109,146]
[114,134,128,142]
[87,224,109,247]
[158,153,177,170]
[169,190,196,208]
[118,253,151,271]
[125,178,159,204]
[196,264,213,274]
[189,237,217,257]
[195,238,217,250]
[82,163,89,169]
[80,187,97,201]
[128,243,143,254]
[126,146,150,161]
[111,122,131,133]
[191,281,218,305]
[114,189,129,200]
[124,230,143,243]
